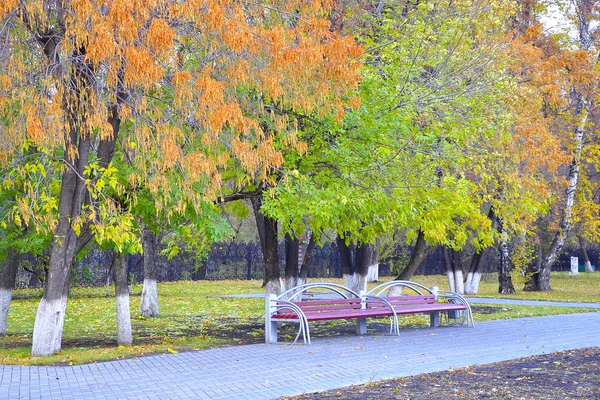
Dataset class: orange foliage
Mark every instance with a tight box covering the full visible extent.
[508,24,579,185]
[147,18,175,57]
[506,4,600,241]
[0,0,362,215]
[124,47,165,88]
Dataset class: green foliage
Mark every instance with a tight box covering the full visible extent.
[262,0,514,253]
[161,205,234,265]
[0,149,57,260]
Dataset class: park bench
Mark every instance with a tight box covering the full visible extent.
[265,281,473,344]
[265,283,399,344]
[365,280,474,329]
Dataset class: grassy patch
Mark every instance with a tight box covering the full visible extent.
[404,272,600,303]
[2,273,598,366]
[3,280,265,366]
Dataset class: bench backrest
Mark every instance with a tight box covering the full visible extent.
[368,294,436,308]
[276,294,437,313]
[278,298,363,314]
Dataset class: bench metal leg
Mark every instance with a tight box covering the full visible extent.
[430,312,440,328]
[447,310,463,322]
[266,320,278,343]
[356,318,367,335]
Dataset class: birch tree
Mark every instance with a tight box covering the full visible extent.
[512,0,600,291]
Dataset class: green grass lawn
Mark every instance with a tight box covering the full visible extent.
[2,272,598,366]
[408,271,600,303]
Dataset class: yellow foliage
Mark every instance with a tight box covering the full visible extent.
[206,1,226,31]
[108,2,138,44]
[0,74,12,90]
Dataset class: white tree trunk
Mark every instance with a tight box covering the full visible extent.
[465,272,482,295]
[344,272,367,293]
[140,228,159,317]
[0,248,20,336]
[388,285,404,296]
[139,279,159,317]
[366,263,379,282]
[31,296,68,356]
[116,294,132,345]
[446,271,456,292]
[454,269,465,295]
[465,272,474,294]
[282,277,297,293]
[265,278,282,296]
[585,260,594,273]
[114,254,132,346]
[0,288,13,335]
[471,272,482,294]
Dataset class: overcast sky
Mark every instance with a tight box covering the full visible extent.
[539,2,600,49]
[539,2,572,37]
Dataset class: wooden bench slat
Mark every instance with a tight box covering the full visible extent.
[388,303,467,314]
[384,295,435,299]
[368,299,436,307]
[304,309,396,321]
[290,299,361,306]
[273,308,396,321]
[299,305,362,312]
[274,298,466,320]
[383,295,436,301]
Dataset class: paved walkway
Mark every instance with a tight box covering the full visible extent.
[2,303,600,400]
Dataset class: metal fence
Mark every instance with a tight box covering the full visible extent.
[14,241,595,288]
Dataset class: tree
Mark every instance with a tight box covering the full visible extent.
[0,24,58,335]
[451,0,600,294]
[112,251,132,345]
[507,0,600,291]
[263,0,516,294]
[464,208,498,294]
[0,0,361,355]
[140,228,159,318]
[394,230,432,282]
[0,147,57,335]
[0,248,20,335]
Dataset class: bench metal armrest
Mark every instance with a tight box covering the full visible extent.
[271,301,308,320]
[268,299,311,344]
[436,290,474,327]
[362,295,399,335]
[279,283,360,302]
[366,280,433,297]
[436,290,468,305]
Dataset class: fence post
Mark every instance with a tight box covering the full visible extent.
[246,243,253,280]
